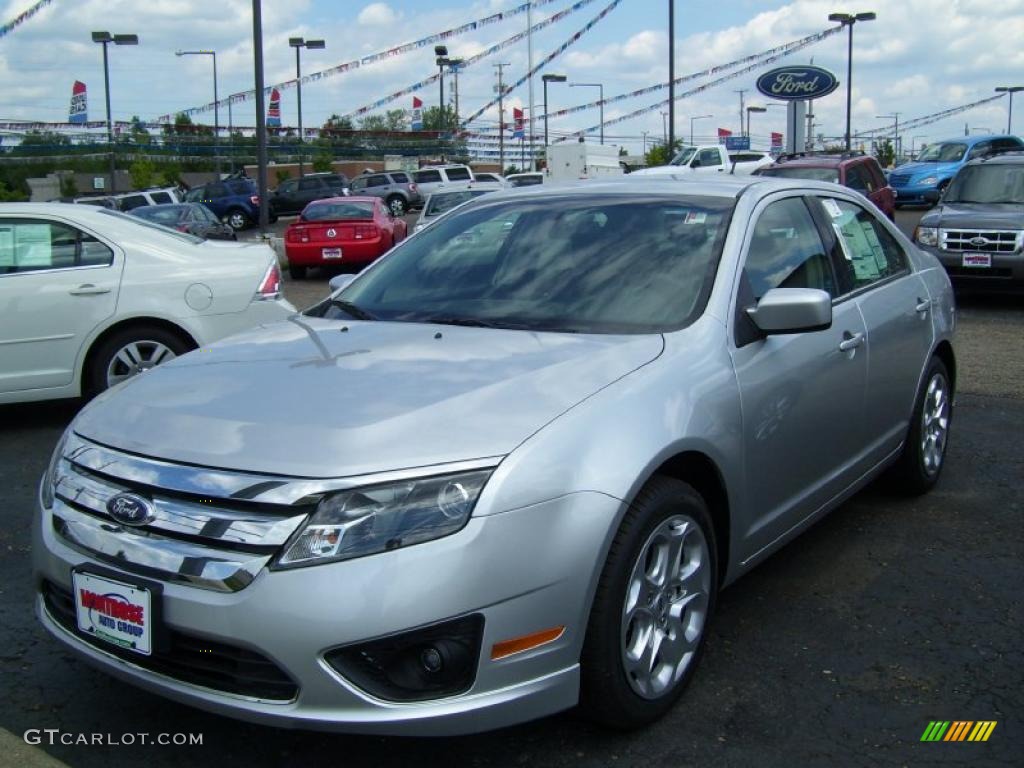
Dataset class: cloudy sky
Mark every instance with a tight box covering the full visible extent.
[1,0,1022,154]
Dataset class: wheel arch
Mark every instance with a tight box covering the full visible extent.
[932,339,957,395]
[80,317,199,394]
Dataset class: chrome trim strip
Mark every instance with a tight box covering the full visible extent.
[52,502,272,592]
[66,431,503,505]
[55,459,308,548]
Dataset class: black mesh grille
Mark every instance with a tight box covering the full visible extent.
[42,581,298,701]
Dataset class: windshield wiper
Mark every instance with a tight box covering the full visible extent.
[327,299,378,321]
[418,314,582,333]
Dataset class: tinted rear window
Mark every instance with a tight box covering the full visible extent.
[389,172,410,183]
[302,202,376,221]
[758,166,840,183]
[445,167,471,181]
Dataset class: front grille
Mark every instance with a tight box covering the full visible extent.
[890,173,911,186]
[941,229,1020,253]
[945,266,1014,279]
[42,581,299,701]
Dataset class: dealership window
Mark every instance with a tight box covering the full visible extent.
[0,219,114,274]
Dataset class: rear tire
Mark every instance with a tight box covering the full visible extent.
[580,476,717,730]
[86,325,192,396]
[386,196,406,217]
[886,357,953,495]
[288,264,307,280]
[224,209,250,231]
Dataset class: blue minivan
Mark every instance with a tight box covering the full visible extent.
[890,134,1023,206]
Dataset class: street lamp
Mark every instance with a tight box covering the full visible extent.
[176,50,219,180]
[542,73,567,152]
[877,112,900,160]
[569,82,604,144]
[746,106,766,146]
[447,57,465,130]
[290,37,325,177]
[828,11,876,152]
[92,31,138,193]
[690,114,712,145]
[434,45,450,132]
[995,86,1024,134]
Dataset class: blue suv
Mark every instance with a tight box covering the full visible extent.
[185,177,275,230]
[890,134,1023,206]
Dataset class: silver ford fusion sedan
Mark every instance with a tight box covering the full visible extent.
[34,176,956,735]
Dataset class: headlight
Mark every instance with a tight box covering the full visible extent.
[276,470,492,568]
[914,226,939,247]
[40,427,71,509]
[919,176,938,186]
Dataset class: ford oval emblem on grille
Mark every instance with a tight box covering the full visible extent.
[106,493,156,527]
[327,228,337,238]
[970,236,988,247]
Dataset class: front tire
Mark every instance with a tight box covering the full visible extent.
[87,325,192,395]
[580,477,717,729]
[887,357,953,495]
[386,195,406,217]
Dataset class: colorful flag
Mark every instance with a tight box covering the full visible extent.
[69,81,87,124]
[512,107,524,139]
[410,96,423,131]
[267,88,281,127]
[717,127,732,144]
[771,131,783,147]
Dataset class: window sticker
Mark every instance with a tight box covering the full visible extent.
[822,198,843,218]
[684,211,707,224]
[15,224,53,268]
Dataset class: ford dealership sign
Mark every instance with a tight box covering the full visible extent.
[756,66,840,101]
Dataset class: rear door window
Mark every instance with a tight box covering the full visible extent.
[818,197,907,293]
[150,192,172,204]
[414,170,442,184]
[845,164,874,193]
[118,195,148,211]
[389,172,410,183]
[366,175,388,188]
[445,167,471,181]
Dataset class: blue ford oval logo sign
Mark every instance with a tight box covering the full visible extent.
[756,65,840,101]
[106,493,155,527]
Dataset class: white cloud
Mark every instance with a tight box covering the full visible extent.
[357,3,399,27]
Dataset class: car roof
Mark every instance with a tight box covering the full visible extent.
[769,153,870,169]
[0,202,199,236]
[929,134,1020,147]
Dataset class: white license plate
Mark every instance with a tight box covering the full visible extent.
[962,253,991,268]
[322,248,343,259]
[72,570,153,655]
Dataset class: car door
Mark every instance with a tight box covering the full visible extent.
[0,216,121,393]
[274,179,298,213]
[364,174,390,201]
[812,195,934,461]
[730,195,868,556]
[692,147,725,173]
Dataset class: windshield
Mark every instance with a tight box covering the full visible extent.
[305,194,733,334]
[302,202,375,221]
[945,164,1024,204]
[916,143,967,163]
[424,190,493,217]
[757,167,840,183]
[98,208,203,243]
[669,147,698,166]
[133,205,186,224]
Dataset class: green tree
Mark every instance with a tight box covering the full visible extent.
[421,105,457,131]
[129,115,150,144]
[312,152,334,172]
[645,139,682,167]
[0,180,28,201]
[59,174,79,197]
[323,114,354,132]
[128,158,157,190]
[358,114,388,132]
[874,139,895,169]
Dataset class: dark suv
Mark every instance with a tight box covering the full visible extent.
[755,152,895,220]
[912,150,1024,289]
[348,171,423,216]
[269,173,349,216]
[185,178,272,231]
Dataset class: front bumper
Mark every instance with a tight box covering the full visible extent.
[918,243,1024,286]
[891,182,938,204]
[33,488,621,735]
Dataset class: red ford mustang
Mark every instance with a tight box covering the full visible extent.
[284,196,408,279]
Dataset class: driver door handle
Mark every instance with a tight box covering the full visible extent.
[69,284,111,296]
[838,331,865,352]
[915,297,931,312]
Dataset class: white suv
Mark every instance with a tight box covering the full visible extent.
[411,165,474,197]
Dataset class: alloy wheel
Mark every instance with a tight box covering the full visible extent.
[920,372,950,476]
[106,340,177,388]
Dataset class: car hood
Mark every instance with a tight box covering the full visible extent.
[893,161,960,180]
[920,202,1024,230]
[73,318,664,478]
[631,165,693,175]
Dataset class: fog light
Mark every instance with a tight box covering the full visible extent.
[325,614,483,702]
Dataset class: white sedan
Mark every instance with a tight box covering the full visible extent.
[0,203,295,404]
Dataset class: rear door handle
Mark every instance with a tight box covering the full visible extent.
[915,297,931,312]
[838,331,865,352]
[69,284,111,296]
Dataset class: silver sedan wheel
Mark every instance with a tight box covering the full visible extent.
[921,372,950,476]
[106,340,177,388]
[621,514,711,700]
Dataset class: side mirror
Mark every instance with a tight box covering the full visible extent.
[328,273,357,292]
[746,288,832,335]
[923,189,941,204]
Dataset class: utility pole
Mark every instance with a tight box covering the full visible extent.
[735,89,747,136]
[527,1,536,170]
[252,0,268,233]
[495,63,509,173]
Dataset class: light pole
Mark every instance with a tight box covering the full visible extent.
[690,114,712,145]
[877,112,899,161]
[642,131,649,155]
[995,86,1024,134]
[252,0,268,233]
[176,49,219,180]
[668,0,675,153]
[569,82,604,144]
[660,111,668,145]
[289,37,325,177]
[92,31,138,194]
[448,58,465,130]
[829,11,876,152]
[434,45,449,131]
[542,73,566,156]
[746,106,766,146]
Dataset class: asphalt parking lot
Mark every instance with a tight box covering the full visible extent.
[0,208,1021,767]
